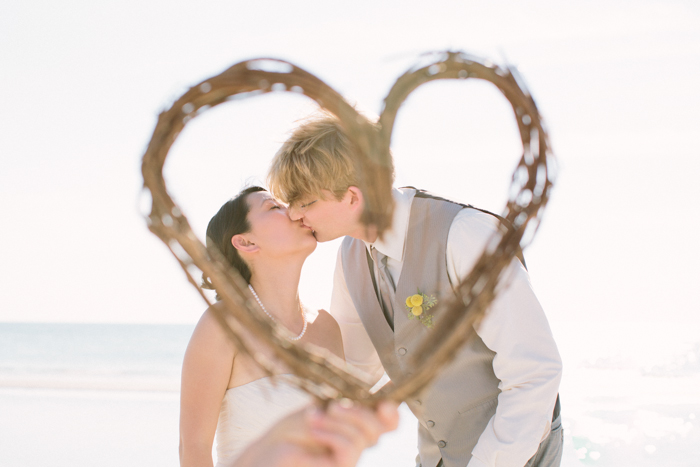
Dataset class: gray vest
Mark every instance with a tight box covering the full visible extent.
[341,195,501,467]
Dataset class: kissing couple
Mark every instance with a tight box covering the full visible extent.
[178,113,563,467]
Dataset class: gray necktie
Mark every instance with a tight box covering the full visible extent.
[370,246,396,328]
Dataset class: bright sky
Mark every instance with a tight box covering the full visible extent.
[1,0,698,331]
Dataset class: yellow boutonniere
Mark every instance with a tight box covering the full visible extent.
[405,289,437,328]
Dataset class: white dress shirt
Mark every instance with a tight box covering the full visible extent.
[330,187,562,467]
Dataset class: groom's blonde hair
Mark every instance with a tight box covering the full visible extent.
[268,112,390,205]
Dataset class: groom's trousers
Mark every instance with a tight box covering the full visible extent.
[523,413,563,467]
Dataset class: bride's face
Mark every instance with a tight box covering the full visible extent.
[242,191,317,259]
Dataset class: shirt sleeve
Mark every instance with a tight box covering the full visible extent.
[330,246,386,386]
[446,209,563,467]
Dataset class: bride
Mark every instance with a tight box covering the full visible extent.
[179,186,345,467]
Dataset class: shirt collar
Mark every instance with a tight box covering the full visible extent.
[364,187,415,262]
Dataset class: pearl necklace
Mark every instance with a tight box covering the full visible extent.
[248,284,307,341]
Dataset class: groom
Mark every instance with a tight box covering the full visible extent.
[267,114,563,467]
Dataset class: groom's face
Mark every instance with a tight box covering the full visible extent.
[288,188,361,242]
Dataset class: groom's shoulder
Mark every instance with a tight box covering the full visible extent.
[407,187,499,227]
[450,207,502,238]
[408,187,470,207]
[409,188,506,230]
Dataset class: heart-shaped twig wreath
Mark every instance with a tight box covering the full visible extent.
[141,51,555,406]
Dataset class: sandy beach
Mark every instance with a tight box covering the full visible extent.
[1,321,698,466]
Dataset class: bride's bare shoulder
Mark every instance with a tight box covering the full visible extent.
[187,302,237,353]
[181,302,239,392]
[309,308,339,328]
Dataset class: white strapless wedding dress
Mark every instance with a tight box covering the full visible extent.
[214,374,312,466]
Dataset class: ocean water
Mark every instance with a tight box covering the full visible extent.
[0,322,698,466]
[0,323,191,392]
[0,323,191,466]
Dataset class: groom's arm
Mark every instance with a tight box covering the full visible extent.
[447,209,562,467]
[330,247,387,386]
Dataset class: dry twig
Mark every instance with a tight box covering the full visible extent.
[141,51,555,405]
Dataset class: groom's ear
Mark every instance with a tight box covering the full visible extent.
[346,186,364,212]
[231,234,259,254]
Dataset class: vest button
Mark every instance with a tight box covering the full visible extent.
[398,347,407,356]
[427,420,435,427]
[438,440,447,448]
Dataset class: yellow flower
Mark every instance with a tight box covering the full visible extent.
[405,289,437,328]
[410,294,423,307]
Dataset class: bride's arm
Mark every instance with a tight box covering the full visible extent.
[179,306,236,467]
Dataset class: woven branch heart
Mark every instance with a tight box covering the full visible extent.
[141,51,554,404]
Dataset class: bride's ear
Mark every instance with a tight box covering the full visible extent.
[231,234,259,253]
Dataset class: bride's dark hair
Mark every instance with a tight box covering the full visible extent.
[201,186,267,295]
